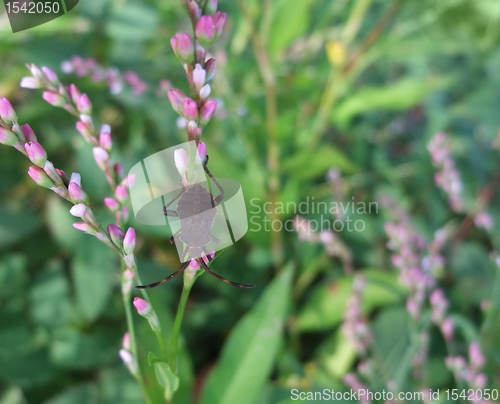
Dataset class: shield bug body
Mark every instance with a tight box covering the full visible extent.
[137,156,254,289]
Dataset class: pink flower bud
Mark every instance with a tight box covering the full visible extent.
[123,174,136,188]
[192,64,206,91]
[99,125,112,151]
[25,141,47,167]
[76,94,92,114]
[167,89,187,115]
[212,12,226,40]
[93,147,109,170]
[73,221,96,234]
[440,317,454,341]
[204,0,217,15]
[174,148,189,176]
[70,172,81,186]
[119,349,137,376]
[199,99,217,125]
[41,66,58,84]
[21,124,37,142]
[42,92,66,107]
[56,169,70,186]
[122,206,129,222]
[195,141,207,164]
[0,97,17,123]
[182,98,198,120]
[28,64,44,79]
[115,185,129,203]
[108,224,125,248]
[133,297,152,316]
[122,269,134,295]
[189,259,200,269]
[196,16,216,47]
[0,127,19,146]
[70,203,87,217]
[122,332,131,351]
[204,58,216,83]
[67,84,81,104]
[170,33,195,64]
[114,163,124,180]
[68,182,89,204]
[28,166,54,189]
[187,0,202,22]
[20,77,40,89]
[199,84,211,100]
[76,120,94,143]
[104,197,120,212]
[123,227,136,255]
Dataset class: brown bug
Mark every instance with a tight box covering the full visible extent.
[136,156,254,289]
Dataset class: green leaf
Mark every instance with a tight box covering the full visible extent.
[71,238,117,321]
[106,1,160,41]
[281,145,357,180]
[43,383,98,404]
[148,352,179,401]
[200,264,294,404]
[0,206,42,249]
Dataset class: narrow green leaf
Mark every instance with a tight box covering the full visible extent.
[148,352,179,401]
[200,264,294,404]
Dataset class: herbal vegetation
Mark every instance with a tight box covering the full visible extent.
[0,0,499,403]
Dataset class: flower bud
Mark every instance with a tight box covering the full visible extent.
[104,197,120,212]
[170,33,195,64]
[199,84,211,100]
[70,203,87,217]
[167,89,187,115]
[187,0,202,23]
[76,94,92,114]
[192,64,206,91]
[42,91,66,107]
[56,169,70,186]
[99,125,112,151]
[67,84,81,105]
[41,66,58,85]
[212,12,226,41]
[203,0,217,15]
[122,206,130,222]
[70,172,81,187]
[133,297,161,333]
[93,147,109,171]
[182,98,198,120]
[28,166,55,188]
[76,120,94,143]
[115,185,129,203]
[122,270,134,296]
[68,182,89,204]
[25,141,47,167]
[0,97,17,124]
[0,127,19,146]
[123,174,136,188]
[28,64,44,80]
[119,349,138,376]
[199,99,217,125]
[204,58,216,83]
[195,15,216,47]
[122,331,131,351]
[114,163,124,180]
[73,222,97,234]
[187,120,202,140]
[21,124,37,142]
[123,228,136,255]
[174,148,189,176]
[20,77,40,89]
[107,224,125,248]
[195,141,207,164]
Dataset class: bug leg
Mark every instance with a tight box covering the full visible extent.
[210,236,220,243]
[202,247,214,262]
[170,228,182,244]
[198,258,255,288]
[203,156,225,206]
[163,188,185,217]
[136,261,190,289]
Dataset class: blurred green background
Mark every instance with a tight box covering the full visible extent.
[1,0,500,403]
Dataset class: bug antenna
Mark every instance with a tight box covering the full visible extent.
[136,261,190,289]
[198,259,255,289]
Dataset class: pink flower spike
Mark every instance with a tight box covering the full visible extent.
[195,15,216,47]
[41,66,58,84]
[196,141,207,164]
[20,77,40,89]
[28,166,54,189]
[0,97,17,123]
[192,64,206,91]
[170,33,195,64]
[182,98,198,120]
[133,297,151,316]
[104,197,120,212]
[70,203,87,217]
[204,58,216,83]
[76,94,92,114]
[115,185,129,203]
[73,222,96,234]
[68,182,89,204]
[21,124,37,142]
[108,224,125,248]
[167,89,187,115]
[0,127,19,146]
[174,148,189,176]
[93,147,109,170]
[25,141,47,167]
[69,172,81,186]
[123,228,136,255]
[199,99,217,125]
[42,92,66,107]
